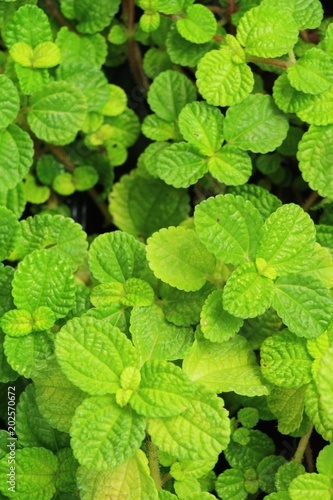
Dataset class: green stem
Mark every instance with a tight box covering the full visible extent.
[246,55,294,69]
[302,190,320,212]
[147,437,162,490]
[292,425,313,464]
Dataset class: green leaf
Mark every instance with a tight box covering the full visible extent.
[0,265,14,317]
[178,101,224,156]
[0,182,26,219]
[256,203,316,275]
[261,330,313,388]
[200,289,244,342]
[27,81,87,145]
[146,226,216,292]
[208,145,252,186]
[76,450,158,500]
[23,173,50,204]
[12,249,76,318]
[56,63,109,112]
[288,473,331,500]
[154,142,207,188]
[55,447,78,495]
[4,330,54,378]
[72,165,98,191]
[196,45,254,107]
[316,346,333,429]
[34,356,87,433]
[0,74,19,128]
[101,84,127,117]
[183,333,269,396]
[143,47,173,80]
[304,379,333,442]
[147,70,196,122]
[0,206,19,261]
[148,385,230,461]
[194,193,263,265]
[130,359,195,417]
[91,278,154,308]
[56,27,107,67]
[0,124,34,191]
[215,468,247,500]
[224,428,274,470]
[297,124,333,197]
[223,262,275,319]
[4,5,52,48]
[141,113,177,141]
[55,316,138,395]
[272,274,333,339]
[109,171,190,239]
[140,11,160,33]
[60,0,121,34]
[272,74,313,114]
[130,304,193,363]
[267,385,308,435]
[297,243,333,289]
[15,64,50,95]
[0,447,58,500]
[70,394,146,471]
[166,24,217,67]
[29,41,61,68]
[224,94,289,153]
[176,4,216,44]
[316,444,333,477]
[16,383,68,451]
[257,455,287,494]
[295,85,333,126]
[292,0,323,30]
[228,184,282,220]
[1,309,33,336]
[102,109,140,148]
[236,3,298,57]
[275,462,306,492]
[287,48,333,95]
[0,330,18,383]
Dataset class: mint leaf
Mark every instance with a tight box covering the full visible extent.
[304,380,333,442]
[260,330,313,388]
[215,469,247,500]
[0,124,34,191]
[236,3,298,57]
[194,193,263,265]
[70,394,146,470]
[27,82,87,145]
[55,316,138,395]
[166,24,217,67]
[146,226,216,291]
[293,0,323,30]
[208,145,252,186]
[90,278,154,308]
[272,274,333,339]
[130,304,193,363]
[228,184,282,219]
[223,262,275,319]
[295,86,333,126]
[224,94,289,153]
[147,69,196,122]
[289,473,331,500]
[273,74,313,114]
[0,182,26,219]
[176,5,216,44]
[317,346,333,429]
[287,48,333,95]
[0,74,19,128]
[267,385,307,435]
[224,428,274,470]
[56,27,107,67]
[178,101,224,156]
[12,249,75,319]
[60,0,121,34]
[256,203,316,275]
[316,444,333,477]
[183,333,268,396]
[0,206,19,261]
[15,64,50,95]
[4,4,52,48]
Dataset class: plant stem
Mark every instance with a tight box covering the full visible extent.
[41,0,77,32]
[147,436,162,490]
[246,55,293,69]
[292,425,313,464]
[305,438,315,472]
[302,190,319,212]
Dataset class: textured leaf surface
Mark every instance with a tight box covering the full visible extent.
[176,4,216,44]
[183,334,269,396]
[256,203,316,275]
[88,230,147,283]
[0,74,20,128]
[0,331,18,383]
[130,359,195,417]
[56,27,107,67]
[155,142,207,188]
[0,206,19,261]
[15,64,50,95]
[272,274,333,339]
[287,48,333,95]
[261,330,313,388]
[148,385,230,461]
[90,278,154,308]
[295,85,333,126]
[4,5,52,48]
[76,450,158,500]
[0,447,58,500]
[289,473,331,500]
[316,444,333,477]
[147,70,196,122]
[200,289,244,342]
[273,73,313,114]
[297,124,333,197]
[236,3,298,57]
[228,184,282,220]
[194,193,263,265]
[27,81,87,145]
[12,249,75,318]
[178,101,224,156]
[0,182,26,219]
[60,0,120,34]
[55,316,138,395]
[146,226,216,291]
[196,47,254,107]
[215,468,247,500]
[224,428,274,470]
[223,262,275,319]
[293,0,323,30]
[208,145,252,186]
[0,124,34,191]
[13,214,87,270]
[224,94,289,153]
[166,24,217,67]
[130,304,193,363]
[316,346,333,429]
[267,385,307,435]
[70,394,145,471]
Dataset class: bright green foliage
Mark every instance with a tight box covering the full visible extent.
[166,24,217,67]
[0,74,19,128]
[287,48,333,95]
[60,0,121,34]
[224,428,275,470]
[0,125,34,191]
[267,385,308,435]
[4,5,53,49]
[288,473,331,499]
[275,462,306,491]
[0,205,19,261]
[208,146,253,186]
[146,226,216,291]
[317,347,333,428]
[176,5,216,44]
[91,278,154,308]
[56,27,107,67]
[215,468,248,500]
[292,0,323,30]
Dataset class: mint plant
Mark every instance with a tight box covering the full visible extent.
[1,0,333,498]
